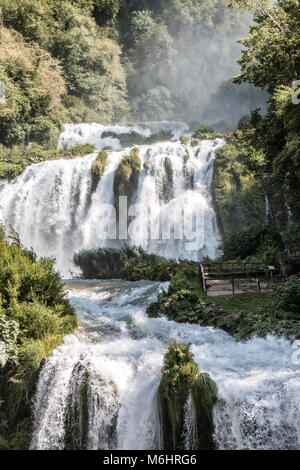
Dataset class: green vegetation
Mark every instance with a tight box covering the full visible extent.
[158,343,217,450]
[145,255,300,341]
[191,373,218,450]
[147,279,300,341]
[0,0,252,153]
[192,124,219,140]
[0,226,77,449]
[113,148,141,209]
[101,131,145,147]
[90,150,109,193]
[73,244,182,280]
[0,144,95,181]
[73,245,146,279]
[274,276,300,316]
[143,161,150,171]
[74,245,300,340]
[180,135,189,146]
[101,130,175,147]
[221,224,283,264]
[212,142,266,238]
[214,0,300,261]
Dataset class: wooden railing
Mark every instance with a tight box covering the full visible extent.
[200,262,286,296]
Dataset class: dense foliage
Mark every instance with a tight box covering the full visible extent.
[274,275,300,316]
[0,226,77,449]
[216,0,300,260]
[0,0,265,153]
[73,244,185,280]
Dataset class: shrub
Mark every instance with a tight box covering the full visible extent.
[180,135,189,146]
[179,135,189,145]
[275,276,300,316]
[192,124,218,140]
[160,343,199,398]
[221,224,283,261]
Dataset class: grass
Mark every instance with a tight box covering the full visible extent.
[211,292,275,314]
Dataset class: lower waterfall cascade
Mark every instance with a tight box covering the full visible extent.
[30,280,300,450]
[0,123,299,450]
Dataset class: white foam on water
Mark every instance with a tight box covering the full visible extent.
[30,280,300,450]
[0,126,222,276]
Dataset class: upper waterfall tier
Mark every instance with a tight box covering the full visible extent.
[58,122,190,150]
[0,124,223,276]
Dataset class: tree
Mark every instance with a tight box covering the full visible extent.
[229,0,300,91]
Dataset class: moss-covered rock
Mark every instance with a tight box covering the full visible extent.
[91,150,109,193]
[180,135,189,146]
[143,161,150,171]
[191,373,218,450]
[64,363,90,450]
[183,149,194,189]
[113,148,141,210]
[164,156,173,182]
[158,343,217,450]
[183,149,190,163]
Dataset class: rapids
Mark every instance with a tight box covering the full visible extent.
[30,280,300,450]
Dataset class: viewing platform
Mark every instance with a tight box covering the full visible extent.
[200,262,287,296]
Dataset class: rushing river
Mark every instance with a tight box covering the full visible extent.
[30,280,300,450]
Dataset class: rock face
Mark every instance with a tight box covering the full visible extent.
[64,362,91,450]
[113,148,141,210]
[191,373,218,449]
[158,343,217,450]
[91,150,108,193]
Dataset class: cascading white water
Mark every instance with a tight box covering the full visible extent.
[1,122,299,450]
[0,123,221,276]
[30,280,300,450]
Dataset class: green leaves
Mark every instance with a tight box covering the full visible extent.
[275,275,300,316]
[0,226,77,375]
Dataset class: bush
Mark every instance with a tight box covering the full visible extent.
[222,224,283,261]
[73,244,147,279]
[192,124,218,140]
[275,276,300,316]
[0,225,77,448]
[180,135,189,146]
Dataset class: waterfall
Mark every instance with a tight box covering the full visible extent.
[0,123,222,276]
[30,280,300,450]
[1,122,299,450]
